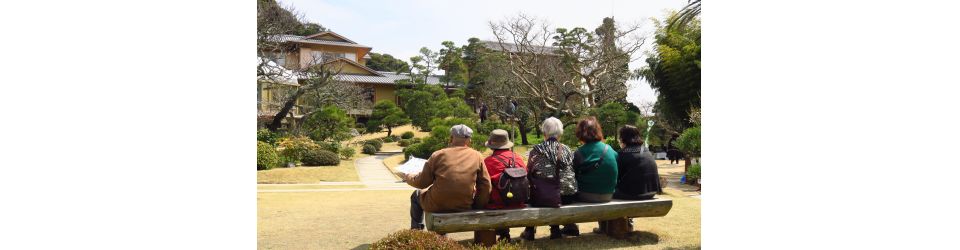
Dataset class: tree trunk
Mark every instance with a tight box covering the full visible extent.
[267,89,305,131]
[387,126,392,137]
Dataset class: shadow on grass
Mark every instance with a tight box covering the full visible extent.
[452,230,663,250]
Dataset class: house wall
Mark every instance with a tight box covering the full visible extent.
[298,45,369,67]
[358,83,398,105]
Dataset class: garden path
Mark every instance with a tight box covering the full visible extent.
[353,150,411,190]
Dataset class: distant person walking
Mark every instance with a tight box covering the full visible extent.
[402,124,492,230]
[667,134,681,165]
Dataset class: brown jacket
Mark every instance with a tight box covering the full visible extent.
[406,146,492,213]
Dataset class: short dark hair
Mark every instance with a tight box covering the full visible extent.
[575,116,603,143]
[618,125,643,147]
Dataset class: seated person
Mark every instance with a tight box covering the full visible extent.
[402,124,492,230]
[614,125,662,200]
[483,129,528,241]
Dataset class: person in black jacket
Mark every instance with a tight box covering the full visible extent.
[614,125,662,200]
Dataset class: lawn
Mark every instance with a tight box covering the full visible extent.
[257,188,700,249]
[257,159,359,183]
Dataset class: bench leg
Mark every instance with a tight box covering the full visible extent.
[473,230,496,247]
[605,218,631,239]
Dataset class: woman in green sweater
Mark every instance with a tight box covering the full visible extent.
[572,117,619,202]
[572,117,619,235]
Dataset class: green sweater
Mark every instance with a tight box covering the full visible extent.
[573,141,619,194]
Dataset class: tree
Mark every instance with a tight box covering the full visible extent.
[365,52,410,73]
[409,47,439,84]
[488,14,644,118]
[257,0,363,132]
[367,100,410,136]
[593,102,629,138]
[302,105,355,142]
[636,12,701,133]
[671,0,701,29]
[553,17,642,108]
[438,41,468,88]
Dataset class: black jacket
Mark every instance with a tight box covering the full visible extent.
[615,146,662,198]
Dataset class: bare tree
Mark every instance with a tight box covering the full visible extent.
[488,14,644,118]
[489,14,577,117]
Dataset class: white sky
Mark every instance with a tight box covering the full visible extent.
[279,0,689,109]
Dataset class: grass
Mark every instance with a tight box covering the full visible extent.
[257,188,699,249]
[257,159,359,183]
[382,153,406,175]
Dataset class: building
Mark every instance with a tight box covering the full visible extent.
[258,31,441,127]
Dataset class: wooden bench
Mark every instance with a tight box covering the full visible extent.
[425,198,673,246]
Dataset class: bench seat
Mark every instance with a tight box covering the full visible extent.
[425,198,673,234]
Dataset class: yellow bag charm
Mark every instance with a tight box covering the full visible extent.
[506,192,514,198]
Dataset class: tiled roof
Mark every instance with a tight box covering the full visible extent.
[335,72,441,85]
[274,34,371,48]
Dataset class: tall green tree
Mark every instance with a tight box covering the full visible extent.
[367,100,410,136]
[302,105,355,142]
[438,41,468,88]
[365,52,410,73]
[637,12,701,133]
[593,102,629,138]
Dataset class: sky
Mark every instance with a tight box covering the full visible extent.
[279,0,689,109]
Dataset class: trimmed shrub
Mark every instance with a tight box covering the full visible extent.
[362,144,378,154]
[398,139,413,147]
[364,139,383,151]
[686,163,701,180]
[318,141,341,153]
[401,131,415,139]
[383,135,399,143]
[370,229,465,250]
[301,149,340,166]
[676,126,701,157]
[257,141,280,170]
[278,136,321,163]
[339,147,356,160]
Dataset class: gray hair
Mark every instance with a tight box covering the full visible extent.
[541,117,564,139]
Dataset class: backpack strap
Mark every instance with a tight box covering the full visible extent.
[578,144,609,175]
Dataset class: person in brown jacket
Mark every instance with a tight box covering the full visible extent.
[401,124,492,230]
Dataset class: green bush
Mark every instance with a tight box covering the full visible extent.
[560,125,580,148]
[398,139,413,147]
[318,141,341,153]
[686,163,701,180]
[301,149,340,166]
[278,136,321,163]
[401,131,415,139]
[257,129,282,145]
[257,141,280,170]
[364,139,383,150]
[339,147,356,159]
[370,229,465,250]
[606,137,622,151]
[362,144,378,154]
[676,126,701,157]
[383,135,400,143]
[303,105,356,142]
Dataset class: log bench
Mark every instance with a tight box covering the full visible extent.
[425,198,673,246]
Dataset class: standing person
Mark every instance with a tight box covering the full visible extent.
[571,117,619,234]
[402,124,492,230]
[482,129,528,242]
[479,102,488,123]
[520,117,578,240]
[667,134,681,164]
